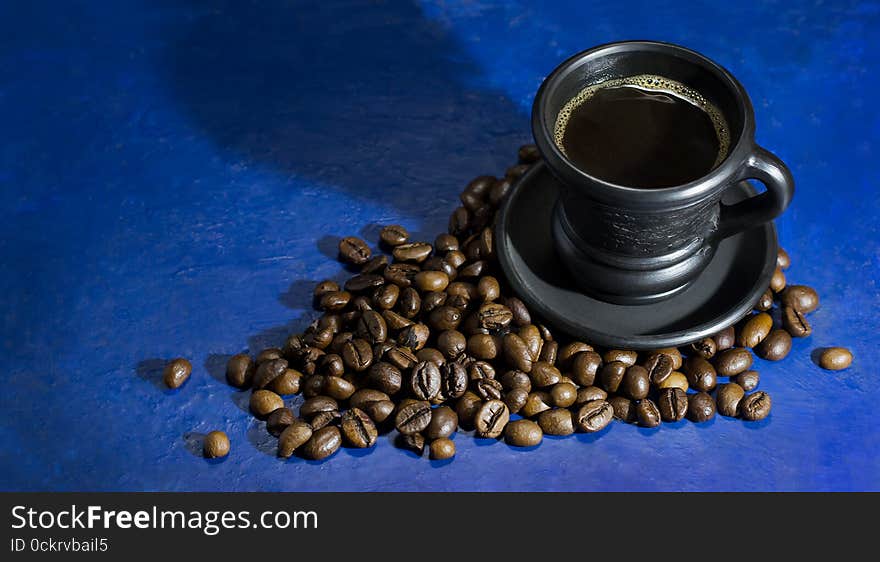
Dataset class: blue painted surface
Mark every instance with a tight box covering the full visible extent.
[1,0,878,491]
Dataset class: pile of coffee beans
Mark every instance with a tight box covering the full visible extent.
[169,144,852,460]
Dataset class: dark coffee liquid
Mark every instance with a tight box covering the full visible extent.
[555,75,729,188]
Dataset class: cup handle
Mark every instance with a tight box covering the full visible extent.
[716,145,794,239]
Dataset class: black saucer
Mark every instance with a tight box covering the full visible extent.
[496,162,778,349]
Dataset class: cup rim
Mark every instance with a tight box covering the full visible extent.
[532,40,756,207]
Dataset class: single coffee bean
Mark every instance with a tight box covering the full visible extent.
[530,361,562,388]
[398,323,430,351]
[386,345,418,371]
[782,306,812,338]
[476,276,501,302]
[460,187,486,212]
[756,289,774,312]
[576,386,608,405]
[428,306,462,332]
[317,314,342,333]
[310,410,340,431]
[342,338,373,372]
[688,338,717,360]
[344,273,384,293]
[364,400,395,424]
[249,389,284,418]
[455,391,483,428]
[636,399,661,428]
[503,388,529,414]
[520,391,553,418]
[340,408,378,448]
[489,177,513,206]
[608,396,636,422]
[447,280,478,301]
[448,206,470,236]
[713,326,735,351]
[684,357,717,392]
[503,333,533,373]
[644,347,683,370]
[382,310,414,331]
[550,382,578,408]
[504,419,543,447]
[599,361,627,393]
[539,340,558,364]
[439,362,468,400]
[457,259,487,279]
[380,224,410,247]
[576,400,614,432]
[431,333,461,363]
[424,405,458,440]
[687,392,716,422]
[373,283,400,310]
[300,396,338,419]
[415,270,450,293]
[320,290,352,312]
[422,256,455,281]
[339,236,371,265]
[474,400,510,438]
[256,348,284,365]
[769,267,786,293]
[518,143,540,163]
[163,358,192,389]
[505,297,532,327]
[777,247,791,270]
[396,433,425,456]
[270,369,303,395]
[226,354,254,388]
[738,312,773,348]
[328,333,353,355]
[657,388,688,422]
[478,303,513,331]
[621,365,650,400]
[421,290,448,313]
[466,359,496,380]
[320,353,345,377]
[393,242,433,263]
[780,285,819,313]
[361,254,389,275]
[354,310,388,344]
[716,383,745,417]
[740,391,772,421]
[410,361,441,401]
[464,333,495,360]
[266,407,295,437]
[756,329,792,361]
[429,438,456,460]
[538,408,575,436]
[384,263,420,287]
[314,280,340,300]
[349,389,390,410]
[478,227,494,259]
[301,374,325,398]
[397,287,422,319]
[818,347,853,370]
[643,352,674,385]
[570,351,602,386]
[474,378,504,401]
[252,357,289,389]
[434,233,459,253]
[203,431,230,459]
[500,370,531,392]
[518,325,543,361]
[603,349,637,366]
[395,400,433,434]
[278,420,312,458]
[323,376,356,400]
[657,371,689,392]
[732,370,759,392]
[302,426,342,460]
[304,327,333,350]
[714,348,753,377]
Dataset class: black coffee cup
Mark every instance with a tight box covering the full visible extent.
[532,41,794,304]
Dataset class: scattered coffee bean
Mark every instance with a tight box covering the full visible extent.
[539,340,558,364]
[600,361,627,393]
[780,285,819,313]
[732,370,760,392]
[163,358,192,389]
[657,388,688,422]
[503,333,533,373]
[474,400,510,438]
[687,392,716,422]
[270,369,303,395]
[576,386,607,405]
[782,306,812,338]
[424,406,458,440]
[339,236,371,265]
[302,426,342,460]
[550,382,578,408]
[608,396,636,423]
[576,400,614,432]
[342,338,373,372]
[467,333,497,360]
[538,408,575,435]
[266,407,295,436]
[657,371,689,392]
[756,329,792,361]
[253,358,288,389]
[738,312,773,348]
[716,383,745,417]
[684,357,717,392]
[636,399,661,428]
[621,365,650,400]
[393,242,433,263]
[777,247,790,270]
[203,431,230,458]
[818,347,853,370]
[313,280,340,300]
[770,267,786,293]
[323,375,356,400]
[474,378,504,401]
[278,420,312,458]
[341,408,378,448]
[571,351,602,386]
[603,349,637,366]
[300,396,338,419]
[530,361,562,388]
[226,354,254,388]
[755,289,774,312]
[504,419,543,447]
[714,348,753,377]
[430,438,456,460]
[740,391,772,421]
[395,400,433,434]
[380,225,410,247]
[396,433,425,456]
[557,342,592,368]
[250,390,284,418]
[518,325,543,361]
[713,326,735,351]
[505,297,532,327]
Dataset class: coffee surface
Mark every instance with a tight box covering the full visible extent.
[555,75,729,188]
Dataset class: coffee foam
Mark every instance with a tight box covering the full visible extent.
[553,74,731,168]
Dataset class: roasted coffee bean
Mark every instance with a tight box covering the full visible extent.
[518,325,543,362]
[226,354,255,388]
[782,306,812,338]
[398,323,430,351]
[489,177,513,206]
[361,254,389,275]
[740,391,772,421]
[603,349,637,367]
[466,333,497,360]
[732,370,759,392]
[422,256,456,281]
[364,400,395,424]
[270,369,303,395]
[818,347,853,370]
[163,358,192,389]
[341,408,378,448]
[684,357,717,392]
[474,378,504,401]
[478,303,513,331]
[689,338,717,360]
[283,334,308,361]
[756,329,792,361]
[425,406,458,440]
[396,433,426,456]
[599,361,627,393]
[433,233,459,253]
[550,382,577,408]
[203,431,230,459]
[460,187,486,212]
[373,283,400,310]
[538,408,575,436]
[320,354,345,378]
[476,276,501,302]
[780,285,819,313]
[249,390,284,418]
[317,314,342,334]
[339,236,372,265]
[397,287,422,319]
[521,391,553,418]
[380,225,410,247]
[777,247,791,270]
[395,400,433,434]
[539,340,558,364]
[475,400,510,438]
[738,312,773,348]
[500,370,531,392]
[569,351,601,387]
[278,420,312,458]
[518,143,541,163]
[300,396,338,419]
[655,387,686,422]
[384,263,420,287]
[439,362,468,400]
[645,348,683,370]
[608,396,636,423]
[320,290,351,312]
[314,280,340,300]
[354,310,388,344]
[657,371,689,392]
[504,419,543,447]
[323,376,356,400]
[643,352,674,385]
[687,392,716,422]
[502,297,531,327]
[428,306,463,332]
[716,383,745,417]
[302,426,342,460]
[621,365,650,400]
[393,242,433,263]
[266,407,295,437]
[421,291,448,314]
[468,361,497,381]
[301,374,326,398]
[503,388,529,414]
[256,348,284,365]
[447,281,478,301]
[345,273,384,293]
[575,400,614,433]
[503,333,533,373]
[713,326,735,351]
[459,260,489,279]
[478,227,494,259]
[382,310,414,331]
[445,250,467,269]
[714,348,753,377]
[448,206,471,236]
[455,391,483,428]
[349,389,390,411]
[342,338,373,371]
[756,289,774,312]
[769,267,786,293]
[636,399,661,428]
[415,270,450,293]
[417,347,445,368]
[410,361,441,400]
[430,438,456,460]
[304,327,334,350]
[386,346,418,370]
[530,361,562,388]
[329,333,353,355]
[576,386,608,405]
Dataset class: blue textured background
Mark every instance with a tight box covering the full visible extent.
[2,0,878,491]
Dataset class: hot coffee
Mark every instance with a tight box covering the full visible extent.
[554,75,730,188]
